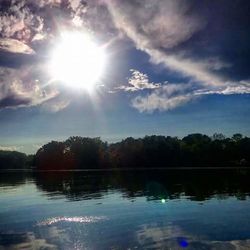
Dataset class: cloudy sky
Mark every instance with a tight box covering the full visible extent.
[0,0,249,153]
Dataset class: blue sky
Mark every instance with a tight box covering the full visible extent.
[0,0,249,153]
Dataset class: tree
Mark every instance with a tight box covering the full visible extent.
[65,137,108,168]
[34,141,75,170]
[32,134,250,170]
[232,133,243,142]
[0,150,29,169]
[212,133,226,141]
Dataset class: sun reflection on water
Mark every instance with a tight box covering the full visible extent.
[37,216,107,226]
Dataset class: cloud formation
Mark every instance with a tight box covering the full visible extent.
[106,0,227,86]
[120,70,250,113]
[0,38,34,54]
[0,0,44,42]
[132,90,193,113]
[104,0,250,112]
[130,79,195,113]
[0,0,249,113]
[117,69,161,92]
[106,0,204,50]
[0,0,119,111]
[0,145,20,151]
[0,67,58,109]
[41,95,71,112]
[0,0,89,110]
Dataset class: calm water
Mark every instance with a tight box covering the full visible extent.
[1,169,250,249]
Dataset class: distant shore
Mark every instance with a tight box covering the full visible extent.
[1,166,249,172]
[1,134,249,170]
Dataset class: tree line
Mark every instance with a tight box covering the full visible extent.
[0,133,249,170]
[0,150,33,169]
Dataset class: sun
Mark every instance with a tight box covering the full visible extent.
[49,31,106,91]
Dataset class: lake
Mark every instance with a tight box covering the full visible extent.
[1,169,250,249]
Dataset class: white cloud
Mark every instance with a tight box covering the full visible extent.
[0,1,44,43]
[132,92,193,113]
[0,0,89,45]
[0,145,21,151]
[107,0,204,49]
[32,144,43,150]
[131,83,194,113]
[104,1,250,112]
[0,0,248,114]
[117,69,161,92]
[0,38,34,54]
[0,67,58,109]
[148,50,228,86]
[105,0,232,87]
[0,0,113,111]
[194,81,250,96]
[130,74,250,113]
[41,97,71,112]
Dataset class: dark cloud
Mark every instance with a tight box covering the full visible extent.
[0,67,58,109]
[165,0,250,81]
[0,94,31,108]
[0,38,36,69]
[0,50,36,68]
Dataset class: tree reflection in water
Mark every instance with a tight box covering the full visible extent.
[1,169,250,249]
[1,169,250,201]
[20,169,250,202]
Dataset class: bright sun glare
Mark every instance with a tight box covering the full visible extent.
[50,31,106,91]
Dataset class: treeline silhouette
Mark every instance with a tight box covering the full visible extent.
[0,150,33,169]
[34,133,250,170]
[0,133,249,170]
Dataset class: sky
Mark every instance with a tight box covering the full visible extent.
[0,0,249,154]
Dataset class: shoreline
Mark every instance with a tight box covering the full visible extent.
[1,166,250,172]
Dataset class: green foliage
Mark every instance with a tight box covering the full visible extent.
[64,136,108,168]
[1,133,250,170]
[32,133,250,170]
[0,150,31,169]
[212,133,226,141]
[232,133,243,142]
[35,141,75,170]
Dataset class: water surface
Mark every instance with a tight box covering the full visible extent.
[1,169,250,249]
